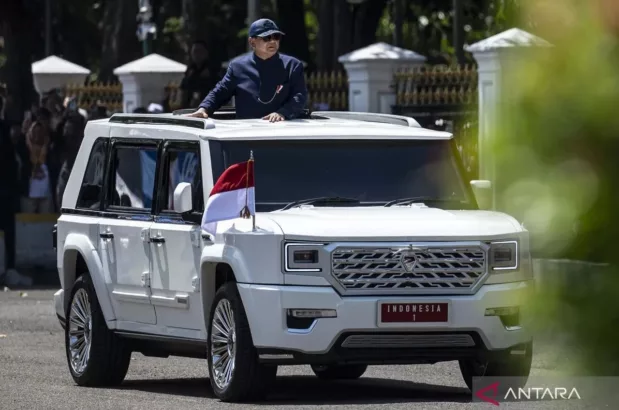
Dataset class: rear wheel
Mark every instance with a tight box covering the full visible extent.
[311,364,368,380]
[207,282,277,402]
[65,273,131,386]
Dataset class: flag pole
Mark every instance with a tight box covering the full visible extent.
[250,150,256,231]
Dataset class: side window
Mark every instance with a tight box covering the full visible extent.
[108,144,158,211]
[76,138,108,209]
[161,144,203,213]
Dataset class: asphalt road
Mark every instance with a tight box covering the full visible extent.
[0,288,603,409]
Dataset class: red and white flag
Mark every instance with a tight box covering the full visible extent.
[201,153,255,234]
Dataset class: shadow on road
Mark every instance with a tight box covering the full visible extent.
[114,375,472,405]
[116,377,210,399]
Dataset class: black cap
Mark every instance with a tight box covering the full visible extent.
[248,18,285,38]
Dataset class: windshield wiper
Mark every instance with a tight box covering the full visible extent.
[281,196,360,211]
[384,196,466,207]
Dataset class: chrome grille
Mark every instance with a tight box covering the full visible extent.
[331,246,486,294]
[341,334,476,349]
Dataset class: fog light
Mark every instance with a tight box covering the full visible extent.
[288,309,337,318]
[485,306,519,317]
[485,306,520,329]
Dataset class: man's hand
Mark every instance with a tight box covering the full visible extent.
[263,112,284,122]
[185,107,209,118]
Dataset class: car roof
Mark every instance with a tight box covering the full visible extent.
[89,111,453,141]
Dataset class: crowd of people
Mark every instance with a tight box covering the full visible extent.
[0,86,184,287]
[0,90,105,286]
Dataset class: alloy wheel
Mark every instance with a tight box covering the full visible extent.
[68,288,92,375]
[210,299,236,390]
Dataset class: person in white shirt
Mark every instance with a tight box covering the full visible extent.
[21,121,54,213]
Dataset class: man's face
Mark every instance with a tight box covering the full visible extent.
[251,34,281,57]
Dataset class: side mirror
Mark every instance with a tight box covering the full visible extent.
[173,182,193,214]
[470,180,492,210]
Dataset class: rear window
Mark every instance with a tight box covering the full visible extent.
[76,138,108,209]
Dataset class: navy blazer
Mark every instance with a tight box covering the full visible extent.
[198,52,308,119]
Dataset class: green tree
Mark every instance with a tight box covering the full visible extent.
[493,0,619,374]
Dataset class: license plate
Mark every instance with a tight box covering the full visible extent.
[379,302,449,323]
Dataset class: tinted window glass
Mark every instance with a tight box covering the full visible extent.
[162,148,202,212]
[109,145,157,210]
[209,139,471,211]
[76,139,107,209]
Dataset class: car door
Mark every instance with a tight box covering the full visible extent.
[148,140,205,333]
[99,139,160,325]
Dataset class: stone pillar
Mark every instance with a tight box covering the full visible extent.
[31,55,91,95]
[466,28,552,209]
[113,54,187,113]
[338,42,426,113]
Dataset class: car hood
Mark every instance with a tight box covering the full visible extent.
[261,205,523,241]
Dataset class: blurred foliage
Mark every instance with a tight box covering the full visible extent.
[492,0,619,374]
[376,0,524,64]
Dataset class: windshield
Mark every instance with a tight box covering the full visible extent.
[208,139,475,211]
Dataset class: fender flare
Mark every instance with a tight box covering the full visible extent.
[200,244,250,283]
[62,233,116,324]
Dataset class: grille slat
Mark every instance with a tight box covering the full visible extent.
[331,246,486,294]
[341,334,476,348]
[339,277,477,284]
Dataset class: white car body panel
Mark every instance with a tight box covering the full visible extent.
[148,222,204,331]
[99,218,156,324]
[262,207,523,240]
[237,281,532,353]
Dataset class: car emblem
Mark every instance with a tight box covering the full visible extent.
[400,252,418,272]
[393,246,421,272]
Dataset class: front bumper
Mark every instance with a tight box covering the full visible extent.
[54,289,66,329]
[237,281,533,364]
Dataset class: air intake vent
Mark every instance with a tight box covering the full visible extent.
[341,334,476,348]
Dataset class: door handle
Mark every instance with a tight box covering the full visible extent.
[150,236,165,243]
[100,232,114,239]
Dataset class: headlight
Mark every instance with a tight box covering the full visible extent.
[489,240,519,271]
[484,235,533,284]
[284,243,324,272]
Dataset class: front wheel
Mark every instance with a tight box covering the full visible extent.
[311,364,368,380]
[207,282,277,402]
[459,341,533,391]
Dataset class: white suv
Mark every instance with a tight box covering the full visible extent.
[53,109,533,402]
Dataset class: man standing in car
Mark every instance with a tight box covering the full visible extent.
[186,19,308,122]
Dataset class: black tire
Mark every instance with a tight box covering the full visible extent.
[207,282,277,402]
[65,273,131,386]
[311,364,368,380]
[459,341,533,391]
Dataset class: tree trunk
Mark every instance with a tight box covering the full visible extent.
[314,0,335,70]
[315,0,387,71]
[276,0,311,70]
[0,1,37,121]
[353,0,387,49]
[100,0,141,82]
[333,0,354,65]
